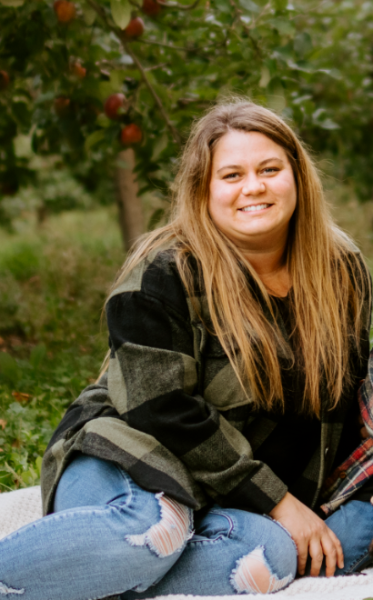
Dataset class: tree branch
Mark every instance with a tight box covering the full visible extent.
[85,0,109,24]
[144,61,168,71]
[85,0,181,144]
[120,36,181,143]
[140,38,197,52]
[140,37,226,58]
[228,0,267,59]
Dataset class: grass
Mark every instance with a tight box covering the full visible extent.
[0,207,124,491]
[1,180,373,492]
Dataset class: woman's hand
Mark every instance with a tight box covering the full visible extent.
[269,492,344,578]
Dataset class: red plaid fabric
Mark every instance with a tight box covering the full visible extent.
[321,357,373,515]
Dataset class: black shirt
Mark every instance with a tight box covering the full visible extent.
[252,293,372,509]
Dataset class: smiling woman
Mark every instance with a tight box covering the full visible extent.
[1,100,373,599]
[209,131,297,245]
[209,130,297,296]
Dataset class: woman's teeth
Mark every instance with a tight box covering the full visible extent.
[241,204,270,212]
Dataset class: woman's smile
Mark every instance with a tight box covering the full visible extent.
[239,203,272,212]
[209,129,297,252]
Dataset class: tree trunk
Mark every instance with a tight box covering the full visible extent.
[115,148,144,251]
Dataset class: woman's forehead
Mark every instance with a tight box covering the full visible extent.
[211,130,289,167]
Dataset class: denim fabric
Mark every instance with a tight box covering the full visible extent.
[0,455,372,600]
[318,499,373,575]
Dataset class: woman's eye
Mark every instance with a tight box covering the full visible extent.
[262,167,279,174]
[224,172,240,179]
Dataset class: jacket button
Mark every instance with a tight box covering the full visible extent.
[339,471,347,479]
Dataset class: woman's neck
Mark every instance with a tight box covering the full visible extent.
[243,245,291,298]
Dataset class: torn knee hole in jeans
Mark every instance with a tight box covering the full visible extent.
[125,493,193,558]
[230,546,293,594]
[0,582,25,595]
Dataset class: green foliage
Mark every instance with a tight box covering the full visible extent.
[110,0,131,29]
[0,242,40,281]
[0,166,95,226]
[1,0,373,224]
[0,207,123,491]
[0,359,97,490]
[0,352,20,387]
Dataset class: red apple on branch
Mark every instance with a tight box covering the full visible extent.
[71,63,87,79]
[54,96,71,116]
[53,0,76,23]
[104,93,127,120]
[0,71,10,91]
[142,0,163,17]
[125,17,145,38]
[121,124,142,145]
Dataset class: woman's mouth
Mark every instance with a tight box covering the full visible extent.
[240,203,271,212]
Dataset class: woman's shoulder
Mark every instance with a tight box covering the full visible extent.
[332,226,361,255]
[332,226,370,284]
[109,243,177,294]
[107,241,195,318]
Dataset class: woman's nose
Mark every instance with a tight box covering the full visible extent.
[242,174,265,196]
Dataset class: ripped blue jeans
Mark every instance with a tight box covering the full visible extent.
[0,455,372,599]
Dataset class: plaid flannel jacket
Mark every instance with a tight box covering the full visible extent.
[41,245,371,517]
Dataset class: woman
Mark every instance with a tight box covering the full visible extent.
[1,100,373,599]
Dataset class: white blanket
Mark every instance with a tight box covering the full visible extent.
[1,486,372,599]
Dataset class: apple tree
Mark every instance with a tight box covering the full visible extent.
[1,0,373,245]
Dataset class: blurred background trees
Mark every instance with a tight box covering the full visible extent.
[1,0,373,243]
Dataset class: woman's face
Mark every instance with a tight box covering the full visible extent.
[209,130,297,253]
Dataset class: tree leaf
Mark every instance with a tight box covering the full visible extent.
[97,80,120,102]
[259,66,271,88]
[35,456,43,476]
[13,134,33,159]
[11,391,32,403]
[151,133,169,161]
[82,1,96,25]
[318,118,340,130]
[238,0,260,13]
[84,129,106,152]
[110,0,131,30]
[267,18,295,36]
[273,0,287,11]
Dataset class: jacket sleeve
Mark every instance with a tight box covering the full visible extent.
[106,262,288,514]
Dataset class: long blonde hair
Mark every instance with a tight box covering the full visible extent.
[103,100,370,416]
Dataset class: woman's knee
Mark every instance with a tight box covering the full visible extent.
[230,543,296,594]
[124,493,193,558]
[229,512,297,594]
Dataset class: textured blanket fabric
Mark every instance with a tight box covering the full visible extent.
[0,486,372,599]
[0,485,42,539]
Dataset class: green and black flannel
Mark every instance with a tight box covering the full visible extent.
[41,245,371,517]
